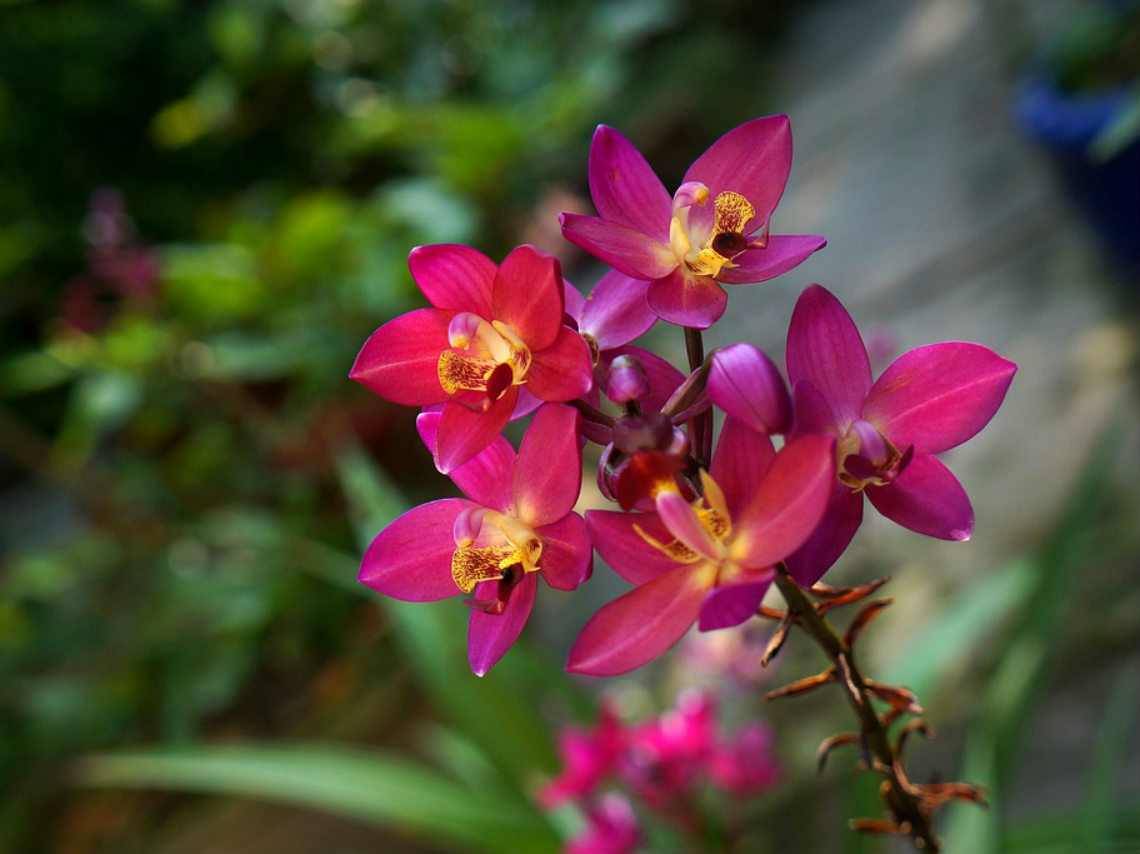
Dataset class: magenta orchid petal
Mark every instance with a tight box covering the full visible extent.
[416,411,514,512]
[350,308,453,406]
[585,509,684,585]
[698,573,774,632]
[359,498,470,601]
[562,277,587,322]
[536,513,594,591]
[589,125,673,240]
[656,491,721,562]
[434,391,516,474]
[732,435,836,569]
[646,270,727,329]
[513,404,582,526]
[784,482,864,587]
[492,244,564,351]
[710,415,777,517]
[708,343,792,435]
[525,327,594,402]
[716,234,827,284]
[863,343,1017,454]
[560,213,678,280]
[567,794,640,854]
[467,571,538,676]
[786,284,872,427]
[866,453,975,541]
[407,244,496,317]
[511,386,543,420]
[567,565,712,676]
[580,270,656,350]
[683,115,793,229]
[790,379,840,437]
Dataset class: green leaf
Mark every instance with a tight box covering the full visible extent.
[75,744,558,854]
[883,558,1035,703]
[1081,660,1140,853]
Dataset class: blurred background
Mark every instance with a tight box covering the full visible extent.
[1,0,1137,852]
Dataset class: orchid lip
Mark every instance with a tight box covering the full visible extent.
[837,419,912,491]
[669,188,759,279]
[450,510,542,594]
[437,316,532,402]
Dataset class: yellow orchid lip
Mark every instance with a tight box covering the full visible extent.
[450,511,542,593]
[670,189,758,279]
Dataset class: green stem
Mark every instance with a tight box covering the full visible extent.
[771,563,941,853]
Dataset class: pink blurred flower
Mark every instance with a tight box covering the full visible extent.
[560,117,825,329]
[566,794,640,854]
[784,284,1017,585]
[351,244,593,473]
[358,405,592,675]
[618,691,716,807]
[708,721,782,794]
[539,702,627,808]
[569,419,835,676]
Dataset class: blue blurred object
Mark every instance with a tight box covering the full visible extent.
[1015,75,1140,277]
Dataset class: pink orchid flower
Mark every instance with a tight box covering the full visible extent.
[708,721,782,794]
[350,244,594,473]
[569,418,835,676]
[560,117,826,329]
[566,793,640,854]
[618,691,716,807]
[358,404,592,675]
[538,702,627,808]
[784,284,1017,586]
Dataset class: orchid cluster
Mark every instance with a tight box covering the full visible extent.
[350,114,1015,849]
[539,692,781,854]
[351,114,1015,675]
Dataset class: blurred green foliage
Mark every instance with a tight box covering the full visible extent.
[0,0,801,849]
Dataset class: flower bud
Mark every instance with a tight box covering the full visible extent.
[605,353,650,404]
[708,342,791,435]
[612,412,673,454]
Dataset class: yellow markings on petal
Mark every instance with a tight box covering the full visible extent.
[633,522,703,564]
[451,513,543,592]
[437,319,532,399]
[713,191,755,237]
[696,471,731,541]
[633,473,733,565]
[673,190,759,278]
[438,350,497,395]
[451,545,517,593]
[685,247,731,278]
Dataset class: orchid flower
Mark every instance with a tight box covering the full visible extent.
[358,404,592,675]
[350,244,593,473]
[569,419,835,675]
[783,284,1017,585]
[617,690,716,807]
[538,701,627,808]
[560,117,826,329]
[708,721,782,794]
[566,794,640,854]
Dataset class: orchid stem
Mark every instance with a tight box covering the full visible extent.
[770,563,941,854]
[683,328,714,468]
[570,398,616,430]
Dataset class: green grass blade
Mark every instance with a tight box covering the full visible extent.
[75,744,559,854]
